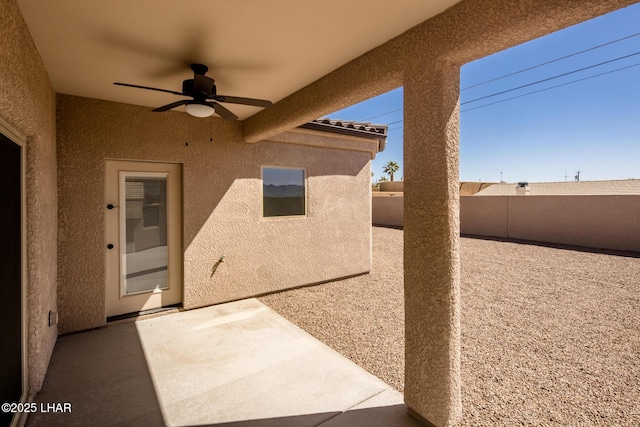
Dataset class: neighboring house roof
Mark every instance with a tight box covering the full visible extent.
[474,180,640,196]
[300,118,388,151]
[460,182,498,196]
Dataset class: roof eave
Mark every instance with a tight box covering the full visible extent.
[299,121,387,152]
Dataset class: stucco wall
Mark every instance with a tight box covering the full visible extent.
[459,196,508,238]
[57,94,372,334]
[461,195,640,252]
[379,181,404,192]
[0,0,58,393]
[374,195,640,252]
[372,193,404,227]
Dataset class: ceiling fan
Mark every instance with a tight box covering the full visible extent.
[114,63,272,120]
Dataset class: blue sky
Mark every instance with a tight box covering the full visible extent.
[329,3,640,184]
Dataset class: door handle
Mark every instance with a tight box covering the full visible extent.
[107,204,118,209]
[107,244,114,249]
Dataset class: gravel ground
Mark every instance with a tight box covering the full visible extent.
[259,226,640,426]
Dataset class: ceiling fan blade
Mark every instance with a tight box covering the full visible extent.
[114,82,184,96]
[209,102,238,121]
[152,100,190,112]
[213,95,273,108]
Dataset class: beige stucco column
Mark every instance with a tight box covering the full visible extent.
[403,61,462,427]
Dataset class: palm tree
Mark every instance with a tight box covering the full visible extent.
[383,161,400,181]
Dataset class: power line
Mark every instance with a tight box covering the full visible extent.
[461,31,640,91]
[354,34,640,122]
[461,61,640,112]
[362,108,402,121]
[461,50,640,105]
[381,60,640,121]
[344,37,640,124]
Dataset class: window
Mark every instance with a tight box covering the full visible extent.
[125,177,166,228]
[142,178,163,228]
[262,167,306,217]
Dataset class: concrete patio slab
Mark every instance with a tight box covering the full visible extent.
[27,298,416,426]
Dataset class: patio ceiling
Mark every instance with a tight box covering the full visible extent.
[17,0,461,121]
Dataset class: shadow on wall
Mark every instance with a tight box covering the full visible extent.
[57,94,372,331]
[57,94,369,248]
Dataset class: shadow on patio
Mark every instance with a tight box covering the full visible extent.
[26,298,420,427]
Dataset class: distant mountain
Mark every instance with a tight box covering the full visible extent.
[263,184,304,197]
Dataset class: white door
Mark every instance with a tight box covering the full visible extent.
[105,160,182,317]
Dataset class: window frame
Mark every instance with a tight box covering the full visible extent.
[260,165,307,219]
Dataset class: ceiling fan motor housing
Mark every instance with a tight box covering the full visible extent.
[183,76,216,99]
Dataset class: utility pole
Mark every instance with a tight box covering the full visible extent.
[500,171,503,183]
[574,170,580,182]
[564,170,568,181]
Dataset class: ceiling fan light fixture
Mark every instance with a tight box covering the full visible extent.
[185,103,215,118]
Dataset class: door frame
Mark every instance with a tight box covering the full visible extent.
[105,160,184,318]
[0,117,29,427]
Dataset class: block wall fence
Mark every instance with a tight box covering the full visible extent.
[372,194,640,252]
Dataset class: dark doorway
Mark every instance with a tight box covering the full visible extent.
[0,132,22,427]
